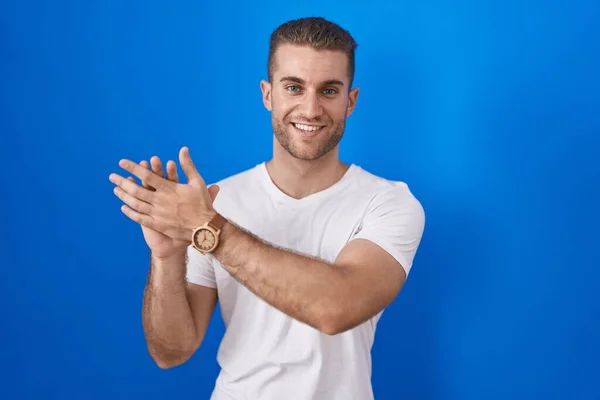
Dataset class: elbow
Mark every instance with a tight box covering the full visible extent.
[154,358,182,370]
[315,308,355,336]
[315,298,378,335]
[320,320,353,336]
[148,343,196,370]
[320,324,345,336]
[318,320,349,336]
[152,353,191,370]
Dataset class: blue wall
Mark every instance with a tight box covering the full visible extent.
[1,1,599,399]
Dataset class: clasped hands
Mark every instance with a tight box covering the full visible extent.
[108,146,220,244]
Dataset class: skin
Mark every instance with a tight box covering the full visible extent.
[262,44,358,199]
[126,157,220,368]
[109,44,407,369]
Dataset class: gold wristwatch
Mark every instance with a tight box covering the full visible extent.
[191,213,227,255]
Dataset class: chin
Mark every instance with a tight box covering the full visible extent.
[289,151,326,161]
[273,121,342,160]
[287,139,335,161]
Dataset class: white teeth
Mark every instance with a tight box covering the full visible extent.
[294,123,321,132]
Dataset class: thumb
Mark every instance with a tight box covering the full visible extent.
[207,184,220,203]
[179,146,204,185]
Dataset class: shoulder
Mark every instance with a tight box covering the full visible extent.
[347,165,426,275]
[350,164,425,218]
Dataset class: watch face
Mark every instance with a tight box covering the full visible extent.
[193,228,217,251]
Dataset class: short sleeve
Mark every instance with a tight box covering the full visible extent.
[185,245,217,288]
[350,185,425,276]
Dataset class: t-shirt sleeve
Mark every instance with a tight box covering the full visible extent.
[185,245,217,288]
[350,184,425,276]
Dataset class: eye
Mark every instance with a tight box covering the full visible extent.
[322,88,338,95]
[286,85,301,93]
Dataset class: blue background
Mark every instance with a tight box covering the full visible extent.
[1,0,599,399]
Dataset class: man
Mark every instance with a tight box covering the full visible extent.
[109,16,425,400]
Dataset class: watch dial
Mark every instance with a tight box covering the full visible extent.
[194,228,216,251]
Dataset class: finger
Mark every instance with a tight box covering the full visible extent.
[109,172,155,203]
[207,184,220,203]
[113,186,153,215]
[179,147,205,185]
[166,160,179,183]
[118,159,168,190]
[139,160,154,190]
[150,156,165,178]
[120,204,156,230]
[128,175,152,194]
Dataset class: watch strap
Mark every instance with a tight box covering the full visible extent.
[208,213,227,231]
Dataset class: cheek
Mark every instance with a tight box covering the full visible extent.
[272,99,294,120]
[323,103,346,120]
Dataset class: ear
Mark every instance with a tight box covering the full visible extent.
[346,86,360,117]
[260,80,272,111]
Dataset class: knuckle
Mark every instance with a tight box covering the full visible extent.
[141,169,153,182]
[140,202,152,215]
[149,219,162,231]
[130,185,143,199]
[133,212,143,222]
[130,196,141,210]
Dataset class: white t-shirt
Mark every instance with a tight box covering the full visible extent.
[186,162,425,400]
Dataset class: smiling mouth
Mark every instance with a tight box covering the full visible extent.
[292,122,325,137]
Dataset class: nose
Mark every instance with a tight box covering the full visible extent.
[298,91,323,120]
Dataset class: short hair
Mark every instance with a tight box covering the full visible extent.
[267,17,358,87]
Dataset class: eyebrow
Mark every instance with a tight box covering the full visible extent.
[279,76,345,87]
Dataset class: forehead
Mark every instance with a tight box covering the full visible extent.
[272,44,349,85]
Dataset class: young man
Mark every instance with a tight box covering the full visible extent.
[110,16,425,400]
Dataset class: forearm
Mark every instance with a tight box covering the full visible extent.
[212,222,357,334]
[142,251,197,365]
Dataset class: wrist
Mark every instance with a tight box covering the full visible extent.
[182,209,217,243]
[188,209,217,231]
[150,250,188,283]
[211,220,248,266]
[151,249,187,266]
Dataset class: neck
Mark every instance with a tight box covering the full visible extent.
[265,146,349,200]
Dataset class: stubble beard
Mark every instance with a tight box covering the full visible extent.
[272,114,346,161]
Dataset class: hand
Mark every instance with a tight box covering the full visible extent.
[110,147,220,247]
[126,157,186,259]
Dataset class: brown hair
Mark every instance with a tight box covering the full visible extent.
[267,17,358,87]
